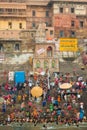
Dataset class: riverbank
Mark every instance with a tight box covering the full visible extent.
[0,68,87,129]
[0,122,87,130]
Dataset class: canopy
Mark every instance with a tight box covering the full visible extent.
[47,37,53,40]
[31,86,43,98]
[59,83,72,89]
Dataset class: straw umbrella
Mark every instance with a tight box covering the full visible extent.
[59,83,72,89]
[31,86,43,98]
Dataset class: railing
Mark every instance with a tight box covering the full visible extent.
[0,12,26,17]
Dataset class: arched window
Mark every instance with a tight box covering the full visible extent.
[47,46,52,57]
[0,44,4,52]
[36,60,40,68]
[52,60,56,68]
[44,60,48,68]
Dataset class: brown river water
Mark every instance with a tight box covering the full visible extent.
[0,124,87,130]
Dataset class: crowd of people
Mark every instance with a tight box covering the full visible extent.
[0,72,87,128]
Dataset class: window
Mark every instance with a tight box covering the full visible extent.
[44,60,48,68]
[47,46,52,57]
[32,10,36,16]
[71,8,74,13]
[32,22,36,28]
[80,21,84,28]
[0,8,4,13]
[70,31,75,37]
[71,21,75,27]
[46,11,49,17]
[19,23,22,29]
[52,60,55,68]
[14,43,20,51]
[59,30,64,37]
[7,9,12,13]
[8,22,12,29]
[31,33,34,37]
[50,30,53,35]
[36,60,40,68]
[45,22,48,27]
[45,29,48,31]
[13,9,17,13]
[59,7,63,13]
[0,44,4,52]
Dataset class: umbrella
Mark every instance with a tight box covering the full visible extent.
[59,83,72,89]
[31,86,43,98]
[34,72,40,75]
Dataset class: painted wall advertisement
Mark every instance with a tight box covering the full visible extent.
[59,38,78,52]
[54,14,78,28]
[75,5,86,15]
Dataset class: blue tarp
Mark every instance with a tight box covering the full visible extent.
[80,109,84,119]
[14,71,26,84]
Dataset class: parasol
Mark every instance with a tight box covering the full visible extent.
[59,83,72,89]
[34,72,40,75]
[31,86,43,98]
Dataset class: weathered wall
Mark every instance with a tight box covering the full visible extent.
[52,2,87,38]
[0,19,26,30]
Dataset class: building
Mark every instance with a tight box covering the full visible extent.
[0,0,87,75]
[33,23,58,73]
[0,0,53,53]
[33,43,59,73]
[50,0,87,39]
[0,1,26,54]
[0,0,87,38]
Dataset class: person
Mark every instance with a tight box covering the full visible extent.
[43,124,47,129]
[34,96,37,102]
[2,103,6,113]
[7,115,11,123]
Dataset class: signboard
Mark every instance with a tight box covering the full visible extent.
[75,5,86,15]
[54,14,71,28]
[37,48,45,55]
[8,71,14,81]
[54,14,78,28]
[59,38,78,52]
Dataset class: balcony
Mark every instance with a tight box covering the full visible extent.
[0,12,26,18]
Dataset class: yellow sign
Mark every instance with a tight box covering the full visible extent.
[59,38,78,52]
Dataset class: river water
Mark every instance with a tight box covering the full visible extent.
[0,124,87,130]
